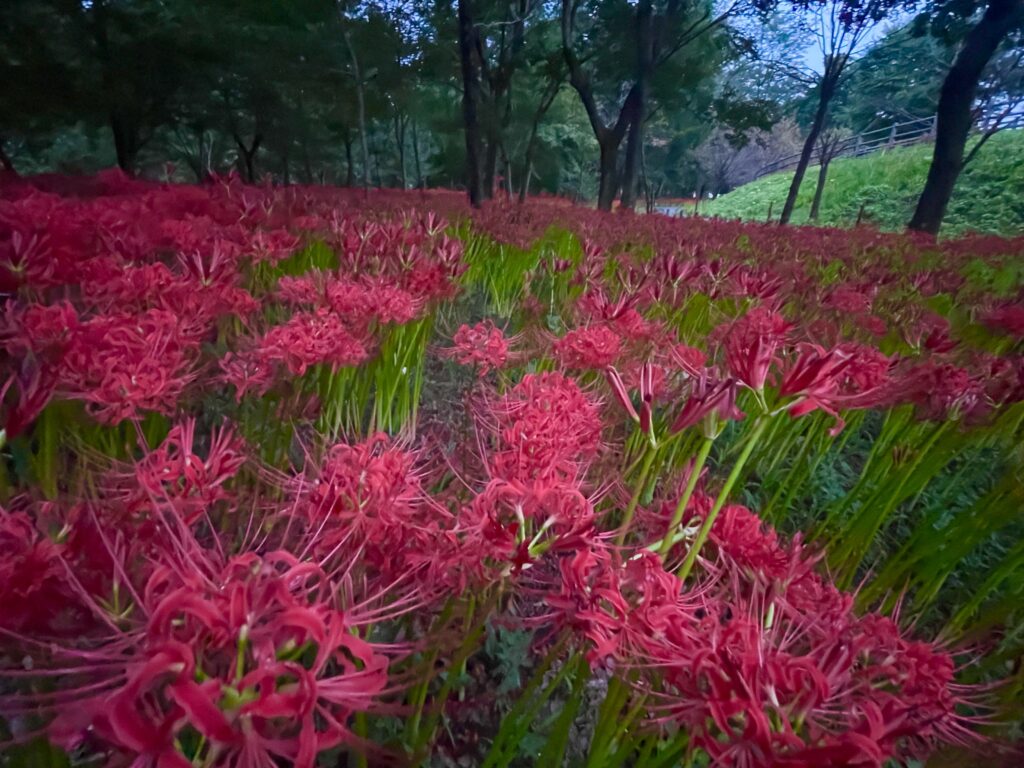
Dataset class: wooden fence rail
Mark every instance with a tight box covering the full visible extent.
[754,109,1023,180]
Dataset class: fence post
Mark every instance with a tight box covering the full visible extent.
[766,201,773,223]
[929,115,937,139]
[887,123,897,148]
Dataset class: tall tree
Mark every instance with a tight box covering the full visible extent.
[908,0,1024,234]
[778,0,891,225]
[561,0,738,211]
[457,0,486,205]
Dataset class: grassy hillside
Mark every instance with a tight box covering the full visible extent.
[703,129,1024,237]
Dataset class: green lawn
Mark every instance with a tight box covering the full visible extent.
[703,129,1024,237]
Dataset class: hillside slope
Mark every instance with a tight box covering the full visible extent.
[703,130,1024,237]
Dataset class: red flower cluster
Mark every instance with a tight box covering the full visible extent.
[445,320,511,375]
[3,174,1016,767]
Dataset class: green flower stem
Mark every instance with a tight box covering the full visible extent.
[616,439,657,545]
[677,416,769,582]
[353,713,369,768]
[412,591,497,760]
[658,435,714,559]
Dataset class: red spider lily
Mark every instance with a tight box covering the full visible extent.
[983,302,1024,339]
[219,350,277,401]
[465,478,596,574]
[58,309,201,424]
[901,361,986,421]
[42,555,391,768]
[445,320,511,375]
[778,344,853,433]
[106,420,246,526]
[621,505,981,767]
[553,324,623,370]
[825,284,875,315]
[3,494,397,768]
[668,343,706,377]
[544,546,630,664]
[279,273,421,327]
[485,372,603,483]
[288,433,467,591]
[724,307,791,392]
[0,505,78,635]
[1,300,79,359]
[250,309,370,378]
[0,360,56,440]
[0,225,55,289]
[670,372,745,436]
[605,362,657,435]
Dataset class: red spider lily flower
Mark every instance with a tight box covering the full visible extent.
[856,313,888,337]
[724,307,791,392]
[12,546,394,768]
[485,372,603,484]
[982,302,1024,339]
[445,320,510,375]
[826,284,875,315]
[290,433,463,590]
[901,361,986,421]
[0,300,79,359]
[1,360,56,440]
[0,505,77,635]
[107,420,246,526]
[668,343,706,377]
[778,344,853,433]
[553,325,622,370]
[58,309,201,424]
[836,342,893,396]
[248,229,301,264]
[465,478,596,574]
[627,518,980,767]
[902,311,956,353]
[670,372,745,436]
[252,309,370,378]
[605,366,640,422]
[219,350,277,401]
[606,362,658,434]
[544,546,630,664]
[298,433,421,529]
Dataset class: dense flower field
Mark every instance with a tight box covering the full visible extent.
[2,170,1024,766]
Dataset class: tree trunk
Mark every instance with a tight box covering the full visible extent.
[518,77,561,203]
[597,139,621,212]
[562,0,638,212]
[908,0,1023,235]
[619,0,653,212]
[0,139,16,174]
[394,114,407,189]
[780,75,837,225]
[640,133,654,213]
[111,113,141,174]
[519,163,533,203]
[619,108,644,211]
[411,120,424,189]
[810,158,830,221]
[458,0,484,207]
[302,137,313,184]
[343,27,370,189]
[344,136,354,187]
[483,135,499,198]
[518,132,537,203]
[501,143,513,197]
[233,133,261,183]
